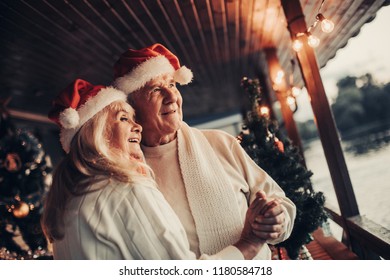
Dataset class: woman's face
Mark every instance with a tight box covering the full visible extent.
[108,104,143,162]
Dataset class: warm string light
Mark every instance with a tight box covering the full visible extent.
[287,59,301,112]
[271,59,302,114]
[259,106,270,117]
[291,86,302,97]
[274,70,285,85]
[292,0,334,52]
[272,69,285,92]
[316,13,334,33]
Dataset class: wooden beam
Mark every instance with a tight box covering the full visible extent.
[281,0,360,219]
[9,109,54,124]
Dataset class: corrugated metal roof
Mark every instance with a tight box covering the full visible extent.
[0,0,388,121]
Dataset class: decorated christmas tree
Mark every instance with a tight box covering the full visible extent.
[0,101,52,259]
[238,77,328,259]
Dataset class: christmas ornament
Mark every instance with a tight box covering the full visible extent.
[12,201,30,219]
[4,153,22,172]
[274,137,285,153]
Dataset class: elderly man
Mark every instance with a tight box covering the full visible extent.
[112,44,296,260]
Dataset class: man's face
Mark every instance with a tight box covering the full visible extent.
[129,74,183,146]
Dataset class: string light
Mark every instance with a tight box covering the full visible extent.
[291,86,302,97]
[292,0,334,51]
[292,38,303,52]
[316,13,334,33]
[287,96,296,106]
[259,106,270,117]
[285,59,300,113]
[307,32,320,48]
[274,70,285,85]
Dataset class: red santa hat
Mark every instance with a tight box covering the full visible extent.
[113,43,193,94]
[48,79,126,153]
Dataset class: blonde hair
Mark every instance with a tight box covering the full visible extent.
[42,101,155,242]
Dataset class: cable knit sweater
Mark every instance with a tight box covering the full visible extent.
[143,123,296,259]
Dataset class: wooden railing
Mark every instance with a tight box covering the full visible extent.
[325,207,390,259]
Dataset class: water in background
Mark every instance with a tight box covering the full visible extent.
[303,137,390,230]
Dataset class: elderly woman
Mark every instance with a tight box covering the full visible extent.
[41,79,269,260]
[112,43,297,260]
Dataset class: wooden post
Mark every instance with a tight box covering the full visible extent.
[264,48,306,163]
[280,0,359,219]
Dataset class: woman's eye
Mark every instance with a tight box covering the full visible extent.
[120,117,128,122]
[152,87,160,93]
[168,83,175,88]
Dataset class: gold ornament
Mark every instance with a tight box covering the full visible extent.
[12,201,30,218]
[4,153,22,172]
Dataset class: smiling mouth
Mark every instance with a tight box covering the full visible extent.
[128,138,140,143]
[162,110,176,115]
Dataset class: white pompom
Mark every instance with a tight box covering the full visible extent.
[174,66,193,85]
[59,107,79,129]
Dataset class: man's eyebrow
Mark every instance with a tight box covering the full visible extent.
[145,78,174,89]
[145,81,160,89]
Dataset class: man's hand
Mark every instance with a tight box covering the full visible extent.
[251,192,286,241]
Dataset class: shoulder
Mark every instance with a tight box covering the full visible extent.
[79,179,162,212]
[197,128,237,145]
[198,128,244,154]
[200,128,235,139]
[109,179,162,204]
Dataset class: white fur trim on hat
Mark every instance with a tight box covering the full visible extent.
[60,87,126,153]
[173,66,193,85]
[113,55,193,94]
[59,107,79,129]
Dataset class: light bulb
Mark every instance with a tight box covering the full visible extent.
[307,33,320,48]
[291,86,301,97]
[317,13,334,33]
[259,106,270,117]
[321,18,334,33]
[274,70,285,85]
[287,96,296,106]
[292,39,303,52]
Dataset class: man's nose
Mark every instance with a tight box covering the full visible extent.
[162,87,178,103]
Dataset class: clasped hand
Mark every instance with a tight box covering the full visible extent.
[241,190,286,245]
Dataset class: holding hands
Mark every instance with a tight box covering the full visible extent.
[251,191,286,241]
[235,190,286,259]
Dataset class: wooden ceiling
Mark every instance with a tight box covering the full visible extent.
[1,0,388,123]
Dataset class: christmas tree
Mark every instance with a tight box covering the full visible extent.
[0,102,52,259]
[238,77,328,259]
